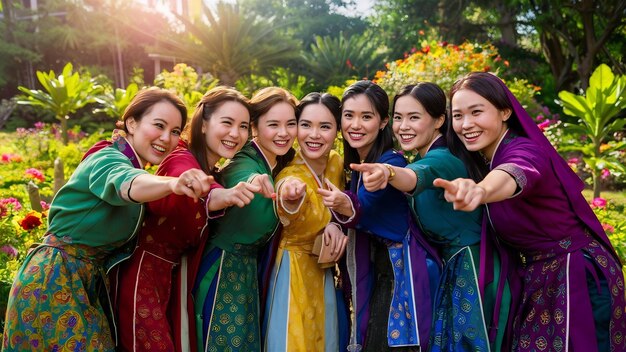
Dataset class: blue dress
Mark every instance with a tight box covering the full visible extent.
[342,149,440,351]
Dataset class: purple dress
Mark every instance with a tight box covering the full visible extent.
[487,130,626,351]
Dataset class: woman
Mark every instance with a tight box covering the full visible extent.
[264,92,357,351]
[2,87,213,351]
[341,80,439,351]
[435,72,626,351]
[113,86,265,351]
[352,82,510,351]
[193,87,298,352]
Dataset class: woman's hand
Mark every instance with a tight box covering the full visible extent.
[317,179,353,217]
[208,182,263,211]
[322,222,348,261]
[350,163,389,191]
[433,178,486,211]
[172,169,215,202]
[249,174,276,199]
[280,177,307,202]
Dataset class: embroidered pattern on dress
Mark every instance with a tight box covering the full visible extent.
[496,163,527,189]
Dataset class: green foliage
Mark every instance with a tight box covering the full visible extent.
[302,32,388,88]
[584,192,626,265]
[558,64,626,197]
[158,2,300,86]
[154,63,219,112]
[17,63,102,144]
[239,0,366,49]
[94,83,139,120]
[236,67,310,99]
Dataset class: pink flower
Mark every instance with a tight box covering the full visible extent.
[591,197,607,209]
[1,153,23,163]
[34,121,45,130]
[0,197,22,216]
[602,223,615,234]
[0,245,18,258]
[601,168,610,180]
[567,157,579,164]
[537,120,551,132]
[40,201,51,211]
[25,168,45,182]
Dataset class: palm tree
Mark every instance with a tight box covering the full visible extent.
[302,31,388,88]
[18,63,101,144]
[156,2,300,86]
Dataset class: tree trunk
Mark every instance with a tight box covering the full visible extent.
[27,181,43,212]
[496,3,517,47]
[60,115,69,145]
[593,171,601,198]
[54,157,65,195]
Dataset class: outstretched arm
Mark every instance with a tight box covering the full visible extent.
[126,169,214,203]
[349,163,417,193]
[433,169,517,211]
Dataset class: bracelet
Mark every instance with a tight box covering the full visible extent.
[383,164,396,181]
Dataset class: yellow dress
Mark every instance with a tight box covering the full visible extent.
[263,150,348,352]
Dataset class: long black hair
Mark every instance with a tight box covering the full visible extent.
[447,72,523,182]
[392,82,447,143]
[341,80,394,168]
[296,92,341,126]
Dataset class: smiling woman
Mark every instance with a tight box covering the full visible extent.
[264,92,357,352]
[110,86,263,352]
[193,87,297,352]
[1,87,216,351]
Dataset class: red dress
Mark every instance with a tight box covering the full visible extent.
[111,142,222,351]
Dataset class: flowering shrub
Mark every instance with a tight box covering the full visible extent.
[590,197,626,265]
[375,40,505,94]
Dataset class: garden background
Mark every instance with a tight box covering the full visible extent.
[1,0,625,332]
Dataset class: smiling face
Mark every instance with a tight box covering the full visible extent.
[203,100,250,166]
[341,94,388,160]
[253,101,297,166]
[451,89,511,160]
[392,95,444,157]
[125,100,183,166]
[298,103,337,166]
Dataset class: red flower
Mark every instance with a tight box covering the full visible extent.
[346,59,353,69]
[421,45,430,54]
[19,211,43,230]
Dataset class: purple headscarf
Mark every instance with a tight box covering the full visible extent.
[484,72,619,263]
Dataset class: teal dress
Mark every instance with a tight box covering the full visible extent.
[406,140,510,352]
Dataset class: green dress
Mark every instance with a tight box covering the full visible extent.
[406,143,510,351]
[2,137,146,352]
[193,141,279,352]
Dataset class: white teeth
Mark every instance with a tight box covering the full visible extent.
[152,144,165,152]
[464,132,481,139]
[222,140,236,148]
[306,142,322,148]
[274,140,288,146]
[400,134,415,141]
[349,133,364,138]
